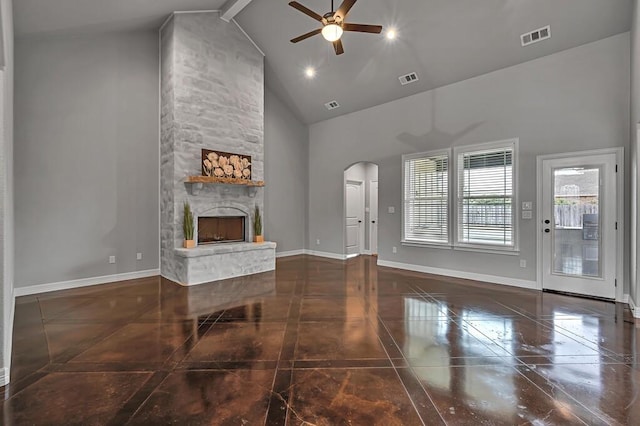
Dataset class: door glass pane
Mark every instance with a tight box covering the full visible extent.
[552,167,601,278]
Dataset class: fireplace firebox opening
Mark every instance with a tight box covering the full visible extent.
[198,216,245,244]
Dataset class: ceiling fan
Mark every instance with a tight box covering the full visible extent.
[289,0,383,55]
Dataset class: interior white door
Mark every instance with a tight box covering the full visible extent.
[346,181,364,256]
[370,181,378,255]
[541,153,617,299]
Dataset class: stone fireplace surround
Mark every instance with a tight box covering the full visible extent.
[160,12,276,286]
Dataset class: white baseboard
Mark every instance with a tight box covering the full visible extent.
[305,250,348,260]
[14,269,161,297]
[276,249,306,258]
[377,259,540,291]
[0,367,8,387]
[623,294,630,304]
[346,253,359,259]
[628,295,640,318]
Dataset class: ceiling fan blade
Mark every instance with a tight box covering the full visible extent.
[334,0,357,21]
[343,23,383,34]
[289,1,324,23]
[290,28,322,43]
[333,39,345,55]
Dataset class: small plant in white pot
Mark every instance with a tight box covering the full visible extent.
[253,205,263,243]
[183,202,196,248]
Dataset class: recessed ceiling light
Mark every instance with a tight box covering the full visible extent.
[386,29,397,40]
[305,67,316,78]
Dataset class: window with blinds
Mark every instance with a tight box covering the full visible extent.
[402,152,449,244]
[456,142,515,247]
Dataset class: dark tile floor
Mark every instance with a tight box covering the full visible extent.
[2,255,640,425]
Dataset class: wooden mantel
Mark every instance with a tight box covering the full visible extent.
[185,176,265,196]
[186,176,265,187]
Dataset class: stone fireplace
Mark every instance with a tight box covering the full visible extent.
[159,12,276,285]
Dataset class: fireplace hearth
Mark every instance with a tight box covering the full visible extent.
[198,216,245,245]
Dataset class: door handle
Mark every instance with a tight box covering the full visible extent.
[358,220,362,223]
[544,219,550,224]
[544,229,550,233]
[372,220,376,224]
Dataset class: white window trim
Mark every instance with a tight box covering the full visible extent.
[401,139,519,255]
[401,149,451,246]
[453,138,519,252]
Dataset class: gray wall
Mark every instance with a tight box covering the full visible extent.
[0,0,13,383]
[264,87,307,253]
[14,30,160,288]
[631,0,640,305]
[308,33,630,291]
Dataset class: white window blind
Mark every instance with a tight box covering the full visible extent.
[456,144,514,247]
[403,153,449,244]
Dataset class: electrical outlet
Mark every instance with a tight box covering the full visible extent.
[520,259,526,268]
[522,211,533,220]
[316,239,320,245]
[522,202,533,210]
[109,256,116,264]
[388,206,395,214]
[136,253,143,261]
[392,246,397,254]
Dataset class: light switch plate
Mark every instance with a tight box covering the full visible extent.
[522,202,533,210]
[388,206,395,214]
[522,211,533,219]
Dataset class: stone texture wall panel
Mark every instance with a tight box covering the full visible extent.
[160,12,265,284]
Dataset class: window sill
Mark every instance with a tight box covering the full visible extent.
[401,241,520,256]
[401,241,453,250]
[453,245,520,256]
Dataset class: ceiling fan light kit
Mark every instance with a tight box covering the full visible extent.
[289,0,383,55]
[321,23,343,42]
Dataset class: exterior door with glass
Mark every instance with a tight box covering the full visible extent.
[540,152,618,299]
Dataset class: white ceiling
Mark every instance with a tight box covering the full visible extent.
[15,0,632,124]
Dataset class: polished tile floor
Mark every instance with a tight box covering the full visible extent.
[2,255,640,425]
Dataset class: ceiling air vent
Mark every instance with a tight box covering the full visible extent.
[324,100,340,110]
[521,25,551,47]
[399,72,419,86]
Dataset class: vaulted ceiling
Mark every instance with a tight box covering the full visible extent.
[15,0,632,124]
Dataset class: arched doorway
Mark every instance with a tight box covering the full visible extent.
[344,162,379,257]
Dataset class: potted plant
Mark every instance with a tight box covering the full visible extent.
[183,201,196,248]
[253,205,263,243]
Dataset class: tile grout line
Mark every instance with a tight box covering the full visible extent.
[264,282,302,425]
[373,289,445,426]
[491,299,625,362]
[510,365,600,425]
